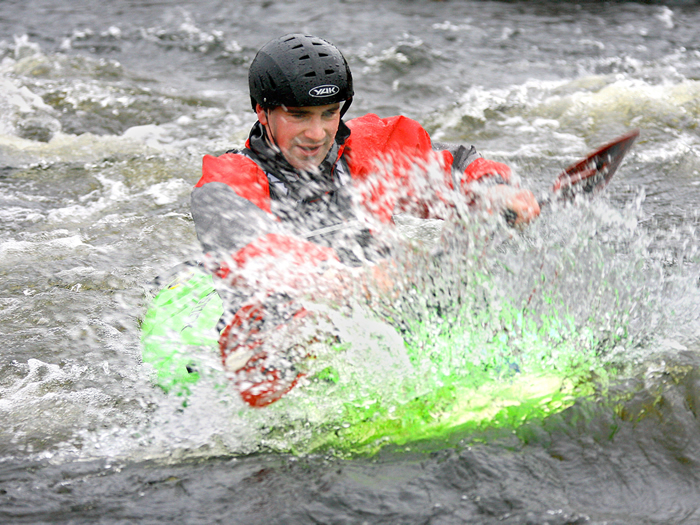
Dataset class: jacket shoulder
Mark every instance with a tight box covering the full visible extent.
[346,113,430,147]
[196,152,271,213]
[344,113,434,179]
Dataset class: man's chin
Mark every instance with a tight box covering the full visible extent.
[289,156,324,172]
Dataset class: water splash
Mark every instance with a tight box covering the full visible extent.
[133,156,685,459]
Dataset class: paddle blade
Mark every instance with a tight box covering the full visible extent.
[551,129,639,202]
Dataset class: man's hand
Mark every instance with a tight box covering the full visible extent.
[478,184,541,226]
[461,158,540,226]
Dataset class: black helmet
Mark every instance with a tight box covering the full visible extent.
[249,34,353,116]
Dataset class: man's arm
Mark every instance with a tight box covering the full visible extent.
[191,182,283,255]
[346,114,539,225]
[192,153,342,304]
[433,140,540,226]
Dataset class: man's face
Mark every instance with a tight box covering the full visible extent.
[256,103,341,171]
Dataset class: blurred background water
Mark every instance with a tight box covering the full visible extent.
[2,0,700,523]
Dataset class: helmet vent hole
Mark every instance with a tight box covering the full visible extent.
[291,43,303,49]
[325,69,334,74]
[299,55,310,60]
[318,52,328,57]
[304,71,317,78]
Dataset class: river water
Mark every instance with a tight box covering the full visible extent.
[2,0,700,523]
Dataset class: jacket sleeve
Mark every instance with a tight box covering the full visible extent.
[345,114,512,221]
[432,141,480,173]
[433,141,513,187]
[191,181,281,255]
[191,153,274,255]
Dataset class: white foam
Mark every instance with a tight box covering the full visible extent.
[145,178,192,205]
[47,175,130,223]
[0,235,85,257]
[655,6,674,29]
[122,124,174,150]
[0,130,156,165]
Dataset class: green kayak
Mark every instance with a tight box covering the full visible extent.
[141,262,615,455]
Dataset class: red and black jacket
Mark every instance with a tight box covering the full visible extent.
[191,113,508,274]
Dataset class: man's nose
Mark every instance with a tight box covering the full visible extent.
[304,117,326,142]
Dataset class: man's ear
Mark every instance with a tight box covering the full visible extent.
[255,104,268,125]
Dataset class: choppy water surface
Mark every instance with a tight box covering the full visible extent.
[2,0,700,523]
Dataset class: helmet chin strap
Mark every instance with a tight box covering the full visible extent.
[340,98,352,118]
[263,107,283,152]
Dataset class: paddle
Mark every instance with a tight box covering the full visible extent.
[522,129,640,304]
[542,129,640,206]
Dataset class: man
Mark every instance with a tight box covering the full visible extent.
[191,34,540,407]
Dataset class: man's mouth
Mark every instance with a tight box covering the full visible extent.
[297,144,324,156]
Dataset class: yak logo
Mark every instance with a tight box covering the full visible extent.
[309,85,340,98]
